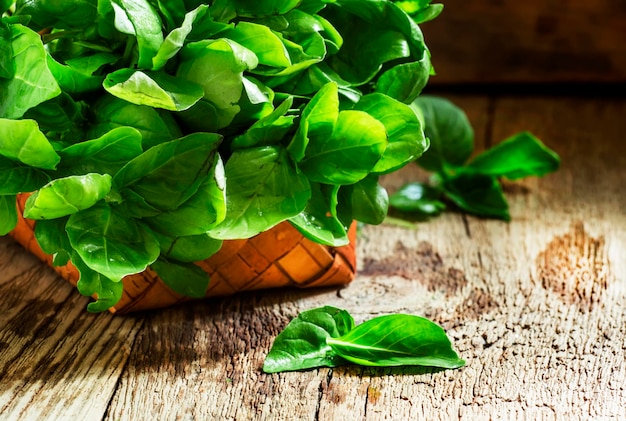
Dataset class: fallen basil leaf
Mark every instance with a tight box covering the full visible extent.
[389,182,446,216]
[327,314,465,369]
[466,131,561,180]
[443,172,511,221]
[263,306,354,373]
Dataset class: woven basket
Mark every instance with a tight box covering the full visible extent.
[10,194,357,314]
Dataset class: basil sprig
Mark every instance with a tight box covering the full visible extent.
[263,306,465,373]
[391,96,561,221]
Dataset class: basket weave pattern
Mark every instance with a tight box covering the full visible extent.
[10,194,357,314]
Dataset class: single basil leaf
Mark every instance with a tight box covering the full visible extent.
[355,93,428,174]
[34,217,73,266]
[443,172,510,221]
[0,24,61,119]
[263,306,354,373]
[0,118,60,170]
[288,81,338,162]
[111,0,163,69]
[144,157,226,236]
[46,54,104,95]
[0,155,50,195]
[466,132,560,180]
[411,95,474,173]
[327,314,465,369]
[150,258,210,298]
[231,96,295,150]
[14,0,98,30]
[104,69,205,111]
[0,195,17,235]
[224,21,291,68]
[59,127,143,176]
[389,182,446,216]
[375,59,430,104]
[392,0,444,24]
[114,133,222,212]
[71,251,124,313]
[209,146,311,240]
[22,93,84,138]
[289,182,349,247]
[155,232,223,263]
[24,173,113,220]
[66,202,160,282]
[176,38,258,130]
[152,4,210,70]
[0,21,14,79]
[338,174,388,225]
[64,53,120,75]
[300,110,387,185]
[87,95,183,150]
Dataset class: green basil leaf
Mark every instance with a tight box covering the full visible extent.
[154,232,223,263]
[466,132,561,180]
[231,96,295,150]
[393,0,444,24]
[111,0,163,69]
[64,53,120,75]
[46,54,104,95]
[71,251,124,313]
[59,127,143,176]
[443,172,510,221]
[0,21,14,79]
[0,155,50,195]
[14,0,98,30]
[66,202,160,282]
[411,95,474,172]
[152,4,211,70]
[224,21,291,68]
[300,110,387,185]
[0,195,17,235]
[177,38,258,129]
[24,173,113,220]
[375,59,430,104]
[151,258,210,298]
[1,0,12,15]
[263,306,354,373]
[327,314,465,369]
[34,217,73,266]
[0,24,61,119]
[289,182,349,247]
[0,118,60,170]
[22,93,85,138]
[209,146,311,240]
[288,81,338,162]
[87,95,183,150]
[389,182,446,216]
[103,69,205,111]
[355,93,428,174]
[338,174,389,225]
[144,157,226,236]
[114,133,222,212]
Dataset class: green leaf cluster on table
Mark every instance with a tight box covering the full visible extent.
[390,96,561,221]
[263,306,465,373]
[0,0,440,311]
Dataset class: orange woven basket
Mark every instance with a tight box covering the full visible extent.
[10,194,357,314]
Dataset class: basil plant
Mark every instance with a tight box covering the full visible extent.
[0,0,441,311]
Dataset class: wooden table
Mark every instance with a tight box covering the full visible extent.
[1,92,625,420]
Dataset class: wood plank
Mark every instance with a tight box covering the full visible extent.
[422,0,626,84]
[1,94,625,420]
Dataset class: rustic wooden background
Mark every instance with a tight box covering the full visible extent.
[1,92,625,420]
[423,0,626,84]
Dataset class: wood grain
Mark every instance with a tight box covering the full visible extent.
[1,94,625,420]
[422,0,626,84]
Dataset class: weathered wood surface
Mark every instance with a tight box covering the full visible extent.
[423,0,626,84]
[1,94,625,420]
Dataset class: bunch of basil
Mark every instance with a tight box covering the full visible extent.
[0,0,441,311]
